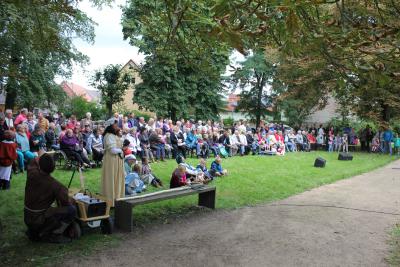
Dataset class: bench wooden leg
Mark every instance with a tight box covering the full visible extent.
[115,201,133,232]
[198,190,216,209]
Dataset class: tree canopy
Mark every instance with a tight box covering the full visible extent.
[91,64,131,117]
[230,51,275,127]
[210,1,400,124]
[122,0,230,121]
[0,0,107,109]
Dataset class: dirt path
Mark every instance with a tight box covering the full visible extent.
[66,160,400,267]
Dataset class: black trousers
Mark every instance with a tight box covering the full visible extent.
[172,145,186,159]
[65,150,90,165]
[92,148,104,162]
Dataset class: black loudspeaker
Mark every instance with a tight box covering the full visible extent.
[338,152,353,161]
[314,157,326,168]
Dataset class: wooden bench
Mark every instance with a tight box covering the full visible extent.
[114,185,216,232]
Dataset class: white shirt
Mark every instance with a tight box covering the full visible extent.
[239,134,248,146]
[5,118,13,128]
[230,135,240,146]
[125,133,141,152]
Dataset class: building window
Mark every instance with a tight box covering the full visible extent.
[131,77,136,84]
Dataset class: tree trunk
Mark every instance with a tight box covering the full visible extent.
[382,104,390,124]
[255,73,263,128]
[170,107,177,122]
[107,102,113,118]
[5,79,17,110]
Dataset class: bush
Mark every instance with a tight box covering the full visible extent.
[327,117,379,134]
[223,117,234,127]
[62,96,107,121]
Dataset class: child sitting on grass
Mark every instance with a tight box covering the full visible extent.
[123,139,132,156]
[125,164,146,196]
[140,157,163,188]
[196,158,212,180]
[210,156,227,178]
[170,165,189,188]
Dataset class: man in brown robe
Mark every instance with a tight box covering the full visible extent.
[24,153,76,243]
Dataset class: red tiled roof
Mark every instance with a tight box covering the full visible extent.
[226,93,240,111]
[225,93,274,112]
[61,81,96,102]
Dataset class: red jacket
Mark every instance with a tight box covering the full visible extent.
[0,141,17,166]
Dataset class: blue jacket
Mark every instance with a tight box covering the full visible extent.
[383,130,393,142]
[210,161,223,173]
[185,132,197,147]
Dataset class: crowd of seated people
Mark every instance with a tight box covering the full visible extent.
[0,106,398,191]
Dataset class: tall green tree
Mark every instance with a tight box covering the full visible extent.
[122,0,229,121]
[91,64,131,117]
[0,0,109,109]
[230,51,275,127]
[209,1,400,124]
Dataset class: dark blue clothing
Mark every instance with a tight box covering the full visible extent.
[210,161,223,173]
[383,130,393,142]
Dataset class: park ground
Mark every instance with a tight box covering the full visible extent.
[0,152,398,266]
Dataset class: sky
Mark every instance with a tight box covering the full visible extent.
[60,0,145,90]
[59,0,245,91]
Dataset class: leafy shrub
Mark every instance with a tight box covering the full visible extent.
[223,117,234,127]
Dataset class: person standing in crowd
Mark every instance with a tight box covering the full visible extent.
[0,114,9,141]
[67,115,77,129]
[127,112,138,128]
[26,112,37,134]
[80,112,93,130]
[37,112,49,132]
[5,109,14,129]
[0,131,18,190]
[14,108,28,126]
[383,126,393,155]
[101,120,125,207]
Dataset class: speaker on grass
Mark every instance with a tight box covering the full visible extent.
[314,157,326,168]
[338,152,353,161]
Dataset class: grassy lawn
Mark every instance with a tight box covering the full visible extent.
[388,224,400,266]
[0,151,394,266]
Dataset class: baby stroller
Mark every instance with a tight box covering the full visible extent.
[371,138,383,153]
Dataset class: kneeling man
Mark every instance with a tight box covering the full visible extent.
[24,153,77,243]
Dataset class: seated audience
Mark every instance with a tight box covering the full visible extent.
[30,124,46,155]
[140,157,163,187]
[87,127,104,163]
[125,163,145,196]
[16,124,37,172]
[170,126,186,158]
[60,129,91,168]
[45,123,59,151]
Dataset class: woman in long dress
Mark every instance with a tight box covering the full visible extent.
[101,121,125,207]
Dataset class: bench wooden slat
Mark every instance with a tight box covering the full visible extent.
[115,185,216,232]
[121,186,215,205]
